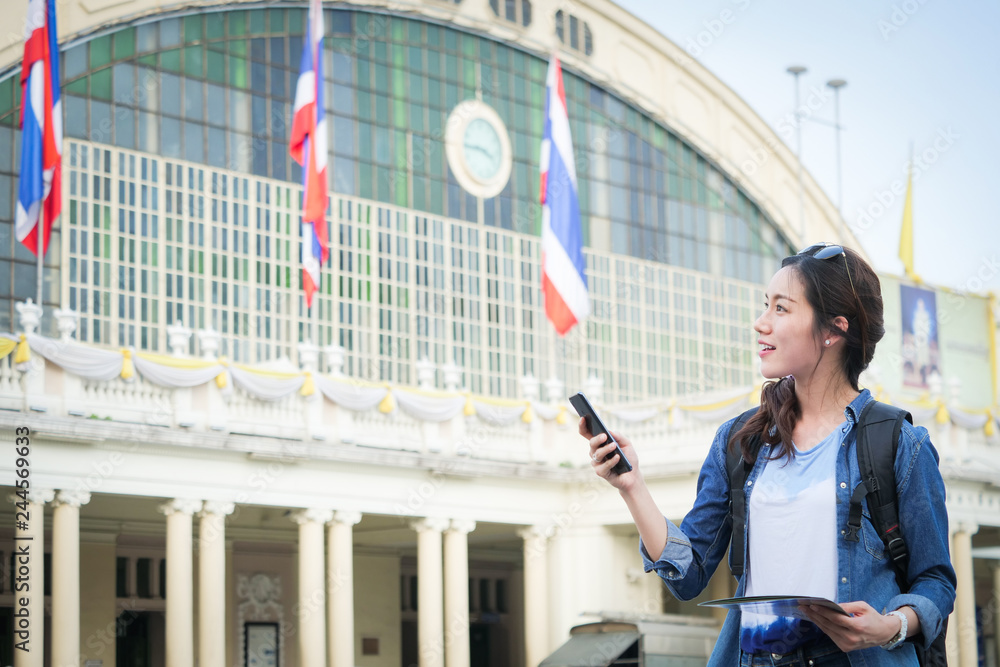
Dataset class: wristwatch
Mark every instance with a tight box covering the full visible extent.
[880,610,908,651]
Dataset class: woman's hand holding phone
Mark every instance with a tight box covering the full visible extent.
[579,419,641,490]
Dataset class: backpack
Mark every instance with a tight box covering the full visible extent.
[724,400,947,666]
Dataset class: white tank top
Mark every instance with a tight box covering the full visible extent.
[740,423,844,653]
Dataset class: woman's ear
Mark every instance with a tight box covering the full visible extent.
[825,316,849,346]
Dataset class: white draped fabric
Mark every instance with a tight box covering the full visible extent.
[229,365,304,401]
[895,401,938,424]
[531,402,561,421]
[608,406,660,423]
[394,390,465,422]
[474,401,527,426]
[133,356,223,388]
[949,407,989,431]
[26,333,123,381]
[681,397,751,423]
[314,374,388,412]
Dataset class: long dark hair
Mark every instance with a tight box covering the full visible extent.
[730,246,885,463]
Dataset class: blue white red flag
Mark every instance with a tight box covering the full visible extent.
[290,0,329,308]
[540,54,587,335]
[15,0,61,257]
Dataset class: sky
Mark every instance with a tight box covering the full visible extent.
[612,0,1000,293]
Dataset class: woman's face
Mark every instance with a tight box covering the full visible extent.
[753,266,822,380]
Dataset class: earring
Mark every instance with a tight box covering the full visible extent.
[825,340,831,346]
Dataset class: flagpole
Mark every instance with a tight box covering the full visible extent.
[36,205,44,306]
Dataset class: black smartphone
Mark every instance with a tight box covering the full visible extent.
[569,391,633,475]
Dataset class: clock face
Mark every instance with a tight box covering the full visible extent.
[444,100,512,198]
[463,119,503,182]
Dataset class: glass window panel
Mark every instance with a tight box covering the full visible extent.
[161,73,181,116]
[90,36,112,69]
[249,9,266,35]
[136,67,159,110]
[229,131,250,172]
[251,61,266,91]
[160,18,182,47]
[250,38,266,62]
[184,46,204,78]
[138,111,159,153]
[161,117,181,157]
[333,115,355,156]
[112,63,135,105]
[269,66,286,100]
[332,52,353,84]
[183,15,203,43]
[207,127,226,168]
[0,176,10,218]
[334,155,355,194]
[136,23,158,54]
[64,44,88,80]
[252,139,268,176]
[90,100,112,143]
[228,55,248,88]
[184,122,204,163]
[230,89,250,132]
[206,49,225,83]
[0,126,9,172]
[206,13,225,39]
[115,107,135,149]
[161,48,181,73]
[91,68,112,101]
[207,83,226,124]
[270,140,286,181]
[269,37,286,66]
[65,95,88,139]
[332,82,354,116]
[184,78,204,121]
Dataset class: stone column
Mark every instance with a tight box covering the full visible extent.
[292,509,333,667]
[160,499,201,667]
[444,520,476,667]
[13,488,53,667]
[412,518,450,667]
[518,526,549,667]
[51,490,91,667]
[327,511,362,667]
[199,501,235,667]
[951,522,979,667]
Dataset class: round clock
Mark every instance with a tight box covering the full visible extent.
[444,100,513,199]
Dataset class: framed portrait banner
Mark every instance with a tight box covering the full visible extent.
[900,284,940,389]
[245,622,279,667]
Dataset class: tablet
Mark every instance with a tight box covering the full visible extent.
[697,595,850,620]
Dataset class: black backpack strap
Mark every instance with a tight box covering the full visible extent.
[726,407,760,579]
[847,400,913,591]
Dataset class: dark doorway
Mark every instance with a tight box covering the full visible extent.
[0,607,14,664]
[401,619,418,667]
[117,610,152,667]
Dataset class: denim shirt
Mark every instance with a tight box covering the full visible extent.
[640,389,957,666]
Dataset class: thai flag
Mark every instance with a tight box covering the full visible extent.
[15,0,61,257]
[540,54,588,336]
[289,0,329,308]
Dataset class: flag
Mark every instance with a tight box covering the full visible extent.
[15,0,62,257]
[290,0,329,308]
[540,54,588,336]
[899,160,920,282]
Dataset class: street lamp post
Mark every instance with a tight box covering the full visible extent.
[826,78,848,219]
[787,65,807,238]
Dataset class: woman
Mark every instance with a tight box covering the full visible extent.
[582,244,955,666]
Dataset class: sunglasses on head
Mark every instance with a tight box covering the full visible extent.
[796,242,858,305]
